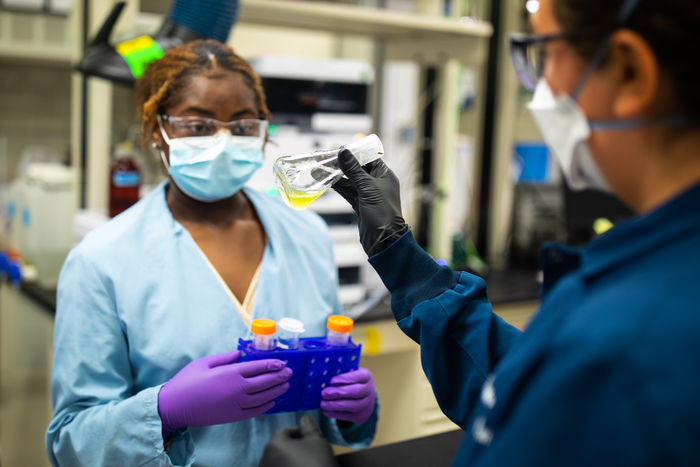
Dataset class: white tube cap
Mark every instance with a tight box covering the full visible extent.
[278,318,305,333]
[344,134,384,166]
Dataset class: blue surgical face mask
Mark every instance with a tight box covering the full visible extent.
[159,125,265,202]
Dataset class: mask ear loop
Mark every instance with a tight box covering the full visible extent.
[568,0,690,130]
[573,40,693,132]
[617,0,643,25]
[589,115,695,132]
[569,36,612,102]
[159,150,170,171]
[157,115,173,145]
[156,115,171,171]
[570,0,643,101]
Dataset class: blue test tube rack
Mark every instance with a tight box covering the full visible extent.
[238,337,362,414]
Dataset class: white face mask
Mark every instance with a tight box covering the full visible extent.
[527,79,612,192]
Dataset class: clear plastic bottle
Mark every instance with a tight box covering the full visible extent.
[251,319,277,351]
[277,318,305,350]
[326,315,354,347]
[273,134,384,211]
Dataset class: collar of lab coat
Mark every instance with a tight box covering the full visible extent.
[579,181,700,280]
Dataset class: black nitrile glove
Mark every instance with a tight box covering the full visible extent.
[258,416,340,467]
[332,149,409,257]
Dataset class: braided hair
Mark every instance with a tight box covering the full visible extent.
[136,39,270,148]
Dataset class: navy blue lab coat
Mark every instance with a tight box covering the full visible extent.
[369,182,700,465]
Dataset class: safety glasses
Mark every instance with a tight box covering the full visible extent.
[160,115,269,140]
[509,32,582,91]
[510,0,644,92]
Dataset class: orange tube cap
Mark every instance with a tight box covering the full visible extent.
[327,315,354,333]
[251,319,277,335]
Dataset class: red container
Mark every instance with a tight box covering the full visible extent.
[109,158,141,218]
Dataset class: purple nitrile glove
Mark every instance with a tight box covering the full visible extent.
[320,368,376,426]
[158,351,292,435]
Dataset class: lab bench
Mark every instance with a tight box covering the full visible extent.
[19,266,541,321]
[337,428,463,467]
[9,268,539,456]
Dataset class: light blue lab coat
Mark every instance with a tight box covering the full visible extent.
[45,183,378,467]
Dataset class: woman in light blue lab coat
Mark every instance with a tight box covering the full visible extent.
[45,39,378,467]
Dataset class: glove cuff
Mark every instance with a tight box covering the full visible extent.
[366,222,409,257]
[157,382,179,435]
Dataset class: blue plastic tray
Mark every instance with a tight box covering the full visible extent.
[238,337,362,414]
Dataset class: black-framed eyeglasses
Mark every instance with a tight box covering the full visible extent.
[509,32,583,91]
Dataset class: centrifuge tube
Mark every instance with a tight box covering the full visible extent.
[251,319,277,351]
[273,134,384,210]
[326,315,354,347]
[277,318,305,350]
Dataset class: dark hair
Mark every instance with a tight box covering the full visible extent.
[553,0,700,119]
[135,39,270,148]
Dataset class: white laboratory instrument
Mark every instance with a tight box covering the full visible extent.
[17,163,76,288]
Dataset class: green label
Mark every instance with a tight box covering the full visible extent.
[115,36,164,79]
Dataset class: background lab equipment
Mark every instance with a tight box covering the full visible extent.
[7,164,76,288]
[77,0,239,85]
[248,56,380,309]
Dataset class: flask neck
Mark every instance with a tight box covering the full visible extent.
[343,134,384,166]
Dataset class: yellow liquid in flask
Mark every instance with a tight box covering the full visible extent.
[279,187,328,211]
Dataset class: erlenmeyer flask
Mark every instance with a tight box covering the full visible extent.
[273,134,384,210]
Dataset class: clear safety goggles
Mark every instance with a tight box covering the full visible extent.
[159,115,269,144]
[510,0,643,92]
[509,32,583,92]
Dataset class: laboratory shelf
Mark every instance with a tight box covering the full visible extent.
[238,0,493,40]
[0,9,74,63]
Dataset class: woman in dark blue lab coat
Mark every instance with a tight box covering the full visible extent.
[257,0,700,465]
